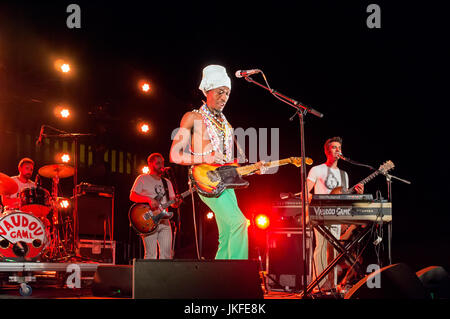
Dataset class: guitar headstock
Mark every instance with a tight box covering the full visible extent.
[289,157,313,167]
[378,160,395,174]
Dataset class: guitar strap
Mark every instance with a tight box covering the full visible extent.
[161,177,170,203]
[339,169,348,190]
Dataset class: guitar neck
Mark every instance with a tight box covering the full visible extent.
[348,170,382,193]
[236,158,293,176]
[160,189,193,209]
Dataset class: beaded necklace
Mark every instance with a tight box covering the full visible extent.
[192,104,233,163]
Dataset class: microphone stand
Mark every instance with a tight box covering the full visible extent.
[243,75,323,298]
[340,156,411,265]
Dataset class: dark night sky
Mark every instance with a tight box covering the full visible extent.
[0,1,449,268]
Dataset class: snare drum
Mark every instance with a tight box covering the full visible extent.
[19,187,51,218]
[0,210,49,261]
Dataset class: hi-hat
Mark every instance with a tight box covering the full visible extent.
[38,164,75,179]
[0,172,18,196]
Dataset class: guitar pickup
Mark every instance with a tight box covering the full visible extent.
[207,171,221,182]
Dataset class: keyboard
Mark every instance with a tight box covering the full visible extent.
[309,200,392,224]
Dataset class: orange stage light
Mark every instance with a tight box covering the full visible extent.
[255,214,270,230]
[59,199,70,209]
[61,63,71,73]
[61,154,70,163]
[60,108,70,118]
[141,83,150,92]
[54,59,72,74]
[206,212,214,220]
[142,166,149,174]
[140,123,150,133]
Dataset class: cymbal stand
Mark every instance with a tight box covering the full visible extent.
[43,131,95,262]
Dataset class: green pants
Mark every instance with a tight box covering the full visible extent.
[199,189,248,259]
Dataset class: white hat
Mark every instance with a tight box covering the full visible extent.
[199,65,231,96]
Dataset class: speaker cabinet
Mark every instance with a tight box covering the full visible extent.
[266,229,311,291]
[76,193,113,238]
[133,259,264,299]
[344,263,429,299]
[92,265,132,297]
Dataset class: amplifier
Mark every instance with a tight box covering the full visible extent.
[78,239,116,264]
[75,192,114,239]
[272,199,302,228]
[266,229,312,291]
[76,182,114,196]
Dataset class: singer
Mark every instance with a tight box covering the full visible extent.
[1,158,36,211]
[129,153,181,259]
[169,64,264,260]
[306,137,363,292]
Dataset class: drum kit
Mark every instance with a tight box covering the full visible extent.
[0,164,76,262]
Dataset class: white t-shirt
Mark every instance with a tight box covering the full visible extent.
[307,164,349,195]
[10,176,36,198]
[1,176,36,210]
[130,174,175,205]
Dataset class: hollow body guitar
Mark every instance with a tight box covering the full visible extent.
[189,157,311,198]
[129,189,193,235]
[330,160,395,195]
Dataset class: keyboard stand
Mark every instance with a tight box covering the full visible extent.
[299,223,372,297]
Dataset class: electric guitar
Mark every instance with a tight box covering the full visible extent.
[330,160,395,194]
[128,189,194,235]
[189,157,312,198]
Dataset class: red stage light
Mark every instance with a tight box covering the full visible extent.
[142,166,149,174]
[255,214,270,230]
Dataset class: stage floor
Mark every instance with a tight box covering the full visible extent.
[0,262,341,299]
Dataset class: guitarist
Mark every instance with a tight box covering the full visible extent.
[306,137,364,292]
[169,65,264,260]
[130,153,181,259]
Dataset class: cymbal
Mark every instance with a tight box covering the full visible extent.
[38,164,75,179]
[0,172,18,196]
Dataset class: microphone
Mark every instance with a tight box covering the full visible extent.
[337,152,347,161]
[235,69,261,78]
[13,241,27,257]
[36,125,44,146]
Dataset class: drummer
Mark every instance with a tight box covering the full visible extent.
[1,158,36,211]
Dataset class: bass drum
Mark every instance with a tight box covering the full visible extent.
[0,210,49,261]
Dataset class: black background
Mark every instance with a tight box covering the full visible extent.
[0,1,448,271]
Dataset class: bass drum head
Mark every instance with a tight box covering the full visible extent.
[0,210,49,261]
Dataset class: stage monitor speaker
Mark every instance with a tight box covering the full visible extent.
[344,263,429,299]
[133,259,264,299]
[92,265,132,297]
[266,229,311,291]
[416,266,450,299]
[76,193,113,238]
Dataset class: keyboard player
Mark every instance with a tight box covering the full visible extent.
[306,137,363,292]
